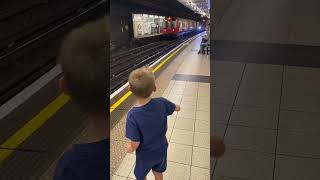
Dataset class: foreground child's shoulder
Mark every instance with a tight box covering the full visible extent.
[154,97,173,105]
[153,97,167,102]
[54,140,108,179]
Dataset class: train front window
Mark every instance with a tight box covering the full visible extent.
[164,20,174,29]
[172,20,177,28]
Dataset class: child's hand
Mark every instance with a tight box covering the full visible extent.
[175,104,181,112]
[126,143,134,153]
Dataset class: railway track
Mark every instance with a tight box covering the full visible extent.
[110,31,200,93]
[0,0,106,106]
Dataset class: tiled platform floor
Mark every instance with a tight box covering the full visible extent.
[112,33,210,179]
[211,61,320,180]
[113,81,210,180]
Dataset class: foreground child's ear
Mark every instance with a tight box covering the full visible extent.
[59,76,69,95]
[128,84,132,92]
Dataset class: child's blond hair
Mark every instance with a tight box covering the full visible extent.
[58,16,108,116]
[129,67,155,98]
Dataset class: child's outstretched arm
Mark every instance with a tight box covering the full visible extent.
[175,104,181,112]
[126,141,140,153]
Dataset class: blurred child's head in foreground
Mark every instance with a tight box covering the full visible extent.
[58,16,108,118]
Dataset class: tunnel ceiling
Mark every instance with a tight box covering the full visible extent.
[177,0,210,18]
[112,0,204,21]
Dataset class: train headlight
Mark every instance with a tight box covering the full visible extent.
[198,26,201,30]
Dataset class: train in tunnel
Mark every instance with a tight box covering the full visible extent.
[161,16,201,36]
[131,14,205,40]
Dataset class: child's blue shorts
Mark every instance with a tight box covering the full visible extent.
[134,151,167,180]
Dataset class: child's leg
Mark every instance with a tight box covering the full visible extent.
[134,158,151,180]
[152,171,163,180]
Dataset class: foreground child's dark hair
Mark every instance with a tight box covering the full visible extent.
[58,17,108,116]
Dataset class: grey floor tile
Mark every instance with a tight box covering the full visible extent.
[229,106,279,129]
[281,89,320,112]
[274,155,320,180]
[244,63,282,75]
[224,125,277,153]
[210,157,216,176]
[239,82,281,91]
[212,74,241,89]
[282,78,320,93]
[281,67,320,112]
[214,149,274,180]
[277,131,320,158]
[235,87,281,108]
[283,78,320,92]
[240,64,283,89]
[213,87,237,105]
[284,66,320,89]
[279,110,320,134]
[212,61,245,77]
[212,103,232,125]
[212,124,226,137]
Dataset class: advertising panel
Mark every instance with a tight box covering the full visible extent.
[132,14,165,38]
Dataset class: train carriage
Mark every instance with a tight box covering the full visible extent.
[161,16,201,37]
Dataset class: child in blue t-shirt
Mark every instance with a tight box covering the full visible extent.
[53,17,109,180]
[125,67,181,180]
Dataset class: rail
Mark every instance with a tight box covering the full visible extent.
[110,31,200,93]
[0,0,106,106]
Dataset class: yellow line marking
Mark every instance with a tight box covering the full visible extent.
[0,93,70,162]
[152,46,184,73]
[0,40,186,162]
[110,91,132,113]
[110,45,185,112]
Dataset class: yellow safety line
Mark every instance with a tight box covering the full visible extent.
[0,93,70,162]
[110,45,185,113]
[0,40,186,162]
[152,46,184,73]
[110,91,132,112]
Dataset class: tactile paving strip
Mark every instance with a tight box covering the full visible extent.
[173,74,210,83]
